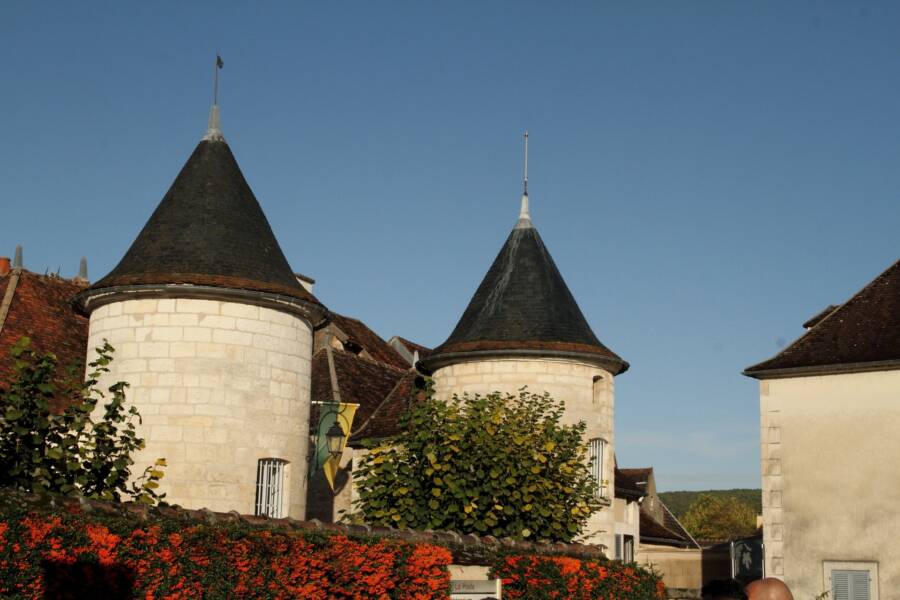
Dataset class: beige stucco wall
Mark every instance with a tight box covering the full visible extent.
[86,297,312,518]
[759,369,900,597]
[432,357,619,552]
[637,546,704,590]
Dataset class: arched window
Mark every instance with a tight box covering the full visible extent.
[255,458,288,518]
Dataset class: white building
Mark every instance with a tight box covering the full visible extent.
[745,258,900,599]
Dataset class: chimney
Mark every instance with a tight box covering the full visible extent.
[13,245,23,269]
[0,257,9,276]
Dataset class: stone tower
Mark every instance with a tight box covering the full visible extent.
[418,178,628,549]
[75,107,326,518]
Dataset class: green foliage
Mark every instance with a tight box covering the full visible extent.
[0,337,165,504]
[679,493,758,540]
[658,488,761,518]
[353,389,603,542]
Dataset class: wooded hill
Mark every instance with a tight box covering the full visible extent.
[658,489,761,518]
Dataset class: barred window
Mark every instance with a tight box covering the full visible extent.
[589,438,607,499]
[255,458,287,518]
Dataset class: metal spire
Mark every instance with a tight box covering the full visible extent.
[523,129,529,197]
[516,130,532,228]
[204,54,225,142]
[78,257,88,281]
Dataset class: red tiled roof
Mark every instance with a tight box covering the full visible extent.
[745,258,900,378]
[331,313,409,370]
[639,509,694,548]
[615,467,652,499]
[394,336,433,359]
[0,270,89,411]
[310,348,418,444]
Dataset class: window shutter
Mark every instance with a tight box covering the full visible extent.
[851,570,870,600]
[615,534,622,560]
[831,570,870,600]
[832,571,850,600]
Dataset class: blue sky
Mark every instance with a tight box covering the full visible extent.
[2,2,898,491]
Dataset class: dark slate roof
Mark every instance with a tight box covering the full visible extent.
[420,221,627,374]
[0,270,89,412]
[86,138,319,306]
[745,258,900,379]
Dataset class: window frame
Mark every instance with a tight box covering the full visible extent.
[823,561,878,600]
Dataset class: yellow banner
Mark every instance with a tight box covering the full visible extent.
[324,403,357,491]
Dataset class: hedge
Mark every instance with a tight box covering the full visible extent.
[492,554,666,600]
[0,488,665,599]
[0,499,451,598]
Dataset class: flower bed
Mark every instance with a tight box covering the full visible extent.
[492,554,666,600]
[0,500,451,598]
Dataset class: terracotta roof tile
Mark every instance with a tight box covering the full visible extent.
[331,314,409,370]
[393,337,433,359]
[0,270,89,411]
[745,258,900,378]
[310,349,418,443]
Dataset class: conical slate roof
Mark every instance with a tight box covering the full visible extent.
[85,128,319,308]
[420,201,627,374]
[745,258,900,379]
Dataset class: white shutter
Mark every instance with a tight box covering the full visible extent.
[832,570,871,600]
[851,570,870,600]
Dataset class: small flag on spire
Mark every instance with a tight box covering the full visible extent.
[216,54,224,69]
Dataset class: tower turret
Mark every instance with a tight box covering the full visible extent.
[76,101,325,518]
[419,135,628,549]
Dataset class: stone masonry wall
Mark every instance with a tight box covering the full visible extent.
[432,358,618,552]
[86,298,312,519]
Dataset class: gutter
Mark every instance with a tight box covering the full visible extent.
[743,358,900,380]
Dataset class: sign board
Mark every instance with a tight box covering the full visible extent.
[449,579,502,599]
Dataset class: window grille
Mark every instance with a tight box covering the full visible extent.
[255,458,287,518]
[589,438,607,499]
[832,570,871,600]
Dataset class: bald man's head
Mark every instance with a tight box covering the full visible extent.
[745,578,794,600]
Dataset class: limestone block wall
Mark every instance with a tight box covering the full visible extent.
[86,297,312,518]
[432,358,617,550]
[759,369,900,597]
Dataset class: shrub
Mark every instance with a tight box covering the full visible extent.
[0,337,164,504]
[0,490,451,599]
[491,554,666,600]
[354,390,603,542]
